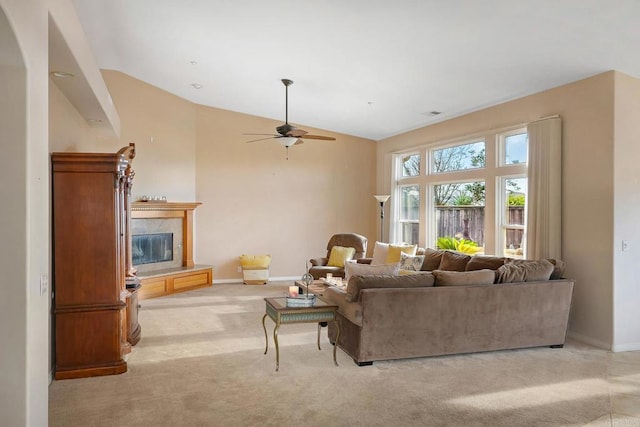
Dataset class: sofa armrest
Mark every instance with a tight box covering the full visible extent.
[309,257,328,267]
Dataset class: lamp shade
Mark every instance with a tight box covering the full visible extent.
[374,194,390,204]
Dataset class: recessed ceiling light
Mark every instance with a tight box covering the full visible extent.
[50,71,75,78]
[191,83,203,89]
[86,118,102,123]
[190,61,198,65]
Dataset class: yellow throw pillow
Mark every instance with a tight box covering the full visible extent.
[239,254,271,269]
[386,244,417,263]
[327,246,356,267]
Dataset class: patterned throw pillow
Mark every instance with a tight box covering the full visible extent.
[399,252,425,272]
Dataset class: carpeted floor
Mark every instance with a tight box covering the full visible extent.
[49,282,640,426]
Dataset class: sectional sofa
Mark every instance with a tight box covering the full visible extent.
[321,252,574,365]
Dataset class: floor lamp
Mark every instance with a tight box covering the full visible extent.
[374,195,390,242]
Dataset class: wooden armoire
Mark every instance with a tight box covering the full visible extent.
[52,143,141,380]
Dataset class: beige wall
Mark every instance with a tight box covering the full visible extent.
[52,70,377,281]
[378,72,617,348]
[195,106,376,280]
[0,0,49,425]
[613,72,640,350]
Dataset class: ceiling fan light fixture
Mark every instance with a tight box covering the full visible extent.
[277,137,300,148]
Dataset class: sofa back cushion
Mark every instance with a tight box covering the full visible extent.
[465,255,507,271]
[546,258,566,279]
[421,248,444,271]
[345,273,435,302]
[344,260,400,281]
[437,251,472,271]
[496,259,554,283]
[433,269,496,286]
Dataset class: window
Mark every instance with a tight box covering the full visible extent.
[501,131,528,165]
[500,177,527,258]
[433,181,485,253]
[401,153,420,177]
[398,185,420,245]
[432,141,485,173]
[392,127,527,257]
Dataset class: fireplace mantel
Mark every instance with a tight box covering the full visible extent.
[131,201,212,299]
[131,201,202,268]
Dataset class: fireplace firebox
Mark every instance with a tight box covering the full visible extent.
[132,233,173,266]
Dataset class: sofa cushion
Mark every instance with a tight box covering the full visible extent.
[386,244,417,263]
[465,255,506,271]
[370,241,389,265]
[399,252,425,272]
[433,269,496,286]
[344,260,399,281]
[547,258,566,279]
[496,259,554,283]
[327,246,356,267]
[421,248,445,271]
[437,251,472,271]
[345,273,434,302]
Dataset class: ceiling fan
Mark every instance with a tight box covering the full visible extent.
[244,79,336,151]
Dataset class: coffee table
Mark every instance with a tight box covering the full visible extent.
[262,297,340,371]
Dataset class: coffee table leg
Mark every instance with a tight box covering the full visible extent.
[261,313,268,355]
[317,323,322,351]
[273,324,280,372]
[333,319,340,367]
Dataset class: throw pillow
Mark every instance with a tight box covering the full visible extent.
[327,246,356,268]
[437,251,472,272]
[344,260,400,281]
[546,258,566,279]
[386,244,417,263]
[465,255,506,271]
[421,248,444,271]
[399,252,425,272]
[496,259,554,283]
[345,273,435,302]
[433,269,496,286]
[370,241,389,265]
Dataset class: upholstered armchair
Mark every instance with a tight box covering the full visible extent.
[309,233,368,279]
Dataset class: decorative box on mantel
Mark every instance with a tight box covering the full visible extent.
[131,201,213,299]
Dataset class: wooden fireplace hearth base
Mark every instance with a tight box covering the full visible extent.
[138,265,213,300]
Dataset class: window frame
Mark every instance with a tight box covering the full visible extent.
[391,125,528,256]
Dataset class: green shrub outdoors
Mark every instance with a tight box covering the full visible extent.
[508,193,525,206]
[436,236,482,254]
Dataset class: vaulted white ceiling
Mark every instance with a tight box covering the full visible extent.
[71,0,640,140]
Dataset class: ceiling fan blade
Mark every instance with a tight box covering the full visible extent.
[299,134,336,141]
[243,133,279,137]
[245,137,276,143]
[285,128,308,137]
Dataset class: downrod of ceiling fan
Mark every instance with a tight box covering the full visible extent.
[282,79,293,124]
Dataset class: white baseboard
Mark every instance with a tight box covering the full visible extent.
[213,276,300,285]
[611,342,640,352]
[567,330,611,350]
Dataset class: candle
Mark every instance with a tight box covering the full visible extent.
[288,285,299,298]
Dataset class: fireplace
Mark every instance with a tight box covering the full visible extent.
[131,217,183,273]
[132,233,173,266]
